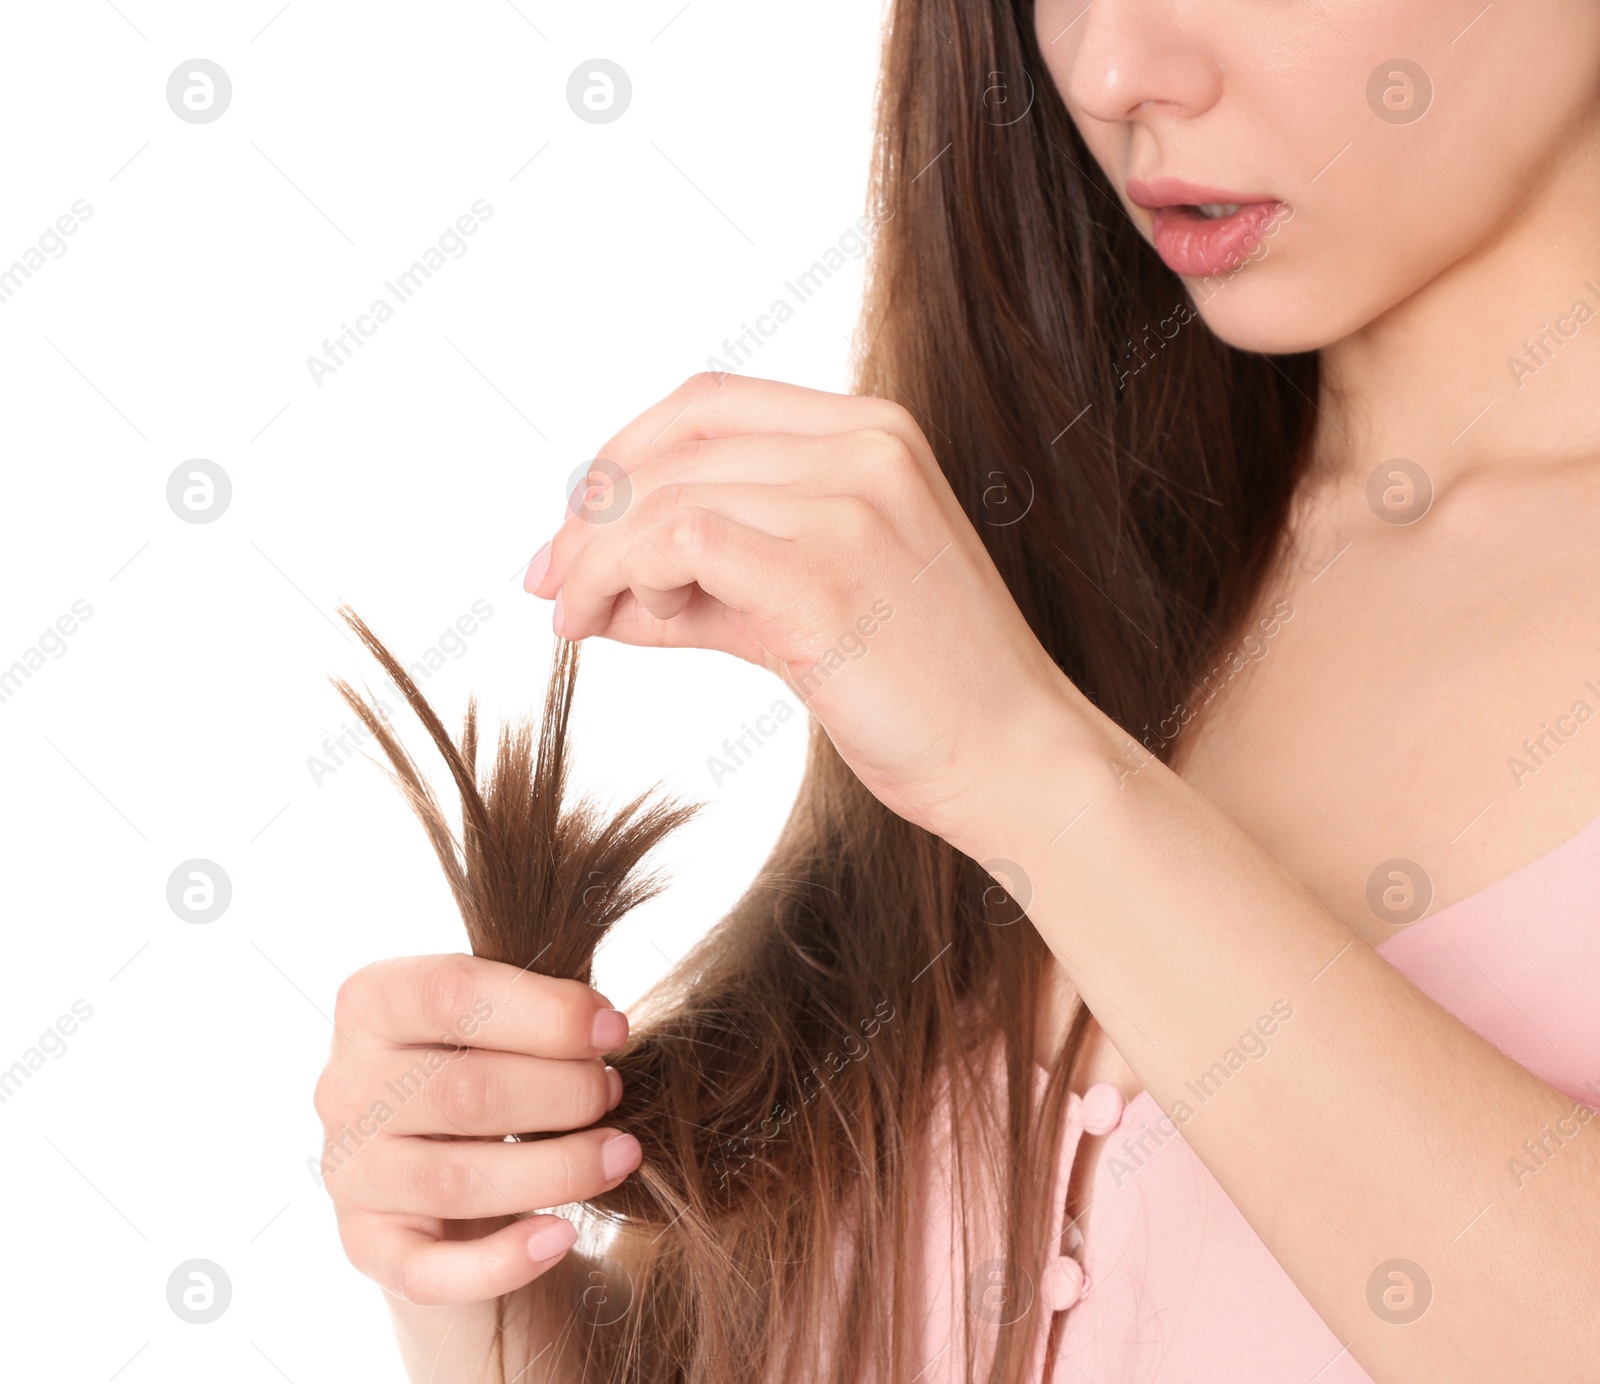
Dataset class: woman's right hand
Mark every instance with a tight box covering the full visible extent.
[313,952,642,1307]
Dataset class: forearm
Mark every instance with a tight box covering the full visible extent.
[387,1293,503,1384]
[953,674,1600,1382]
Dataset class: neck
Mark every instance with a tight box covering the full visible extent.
[1314,120,1600,493]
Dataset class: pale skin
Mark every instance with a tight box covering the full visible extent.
[317,1,1600,1379]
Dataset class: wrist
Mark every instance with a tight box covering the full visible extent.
[940,661,1130,866]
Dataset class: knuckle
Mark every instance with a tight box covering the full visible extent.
[317,1151,344,1201]
[874,399,917,436]
[855,426,915,480]
[638,481,692,526]
[416,955,479,1036]
[682,370,729,401]
[667,506,721,558]
[311,1066,345,1127]
[555,1142,584,1200]
[332,966,374,1030]
[831,493,881,547]
[408,1151,471,1211]
[436,1058,491,1131]
[566,988,604,1052]
[590,434,631,479]
[567,1065,609,1129]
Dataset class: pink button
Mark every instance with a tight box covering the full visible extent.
[1081,1081,1125,1136]
[1039,1255,1086,1312]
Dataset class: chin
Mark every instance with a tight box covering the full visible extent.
[1135,210,1366,357]
[1180,262,1372,358]
[1188,291,1341,356]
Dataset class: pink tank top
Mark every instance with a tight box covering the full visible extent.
[908,812,1600,1382]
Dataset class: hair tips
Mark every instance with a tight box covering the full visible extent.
[328,602,700,984]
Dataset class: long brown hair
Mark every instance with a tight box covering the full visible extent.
[335,0,1319,1378]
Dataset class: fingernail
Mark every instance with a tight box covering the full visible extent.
[552,590,565,636]
[605,1065,622,1109]
[591,1008,628,1051]
[601,1131,641,1181]
[523,541,552,594]
[526,1215,578,1262]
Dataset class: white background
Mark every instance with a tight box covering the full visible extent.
[0,3,885,1378]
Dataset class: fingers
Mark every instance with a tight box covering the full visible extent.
[591,586,773,663]
[334,953,628,1060]
[531,434,818,601]
[575,480,806,624]
[335,1126,644,1220]
[601,433,823,495]
[344,1209,580,1307]
[597,373,920,473]
[318,954,644,1312]
[529,410,931,603]
[328,1047,621,1138]
[556,506,812,646]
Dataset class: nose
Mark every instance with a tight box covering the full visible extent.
[1054,0,1223,126]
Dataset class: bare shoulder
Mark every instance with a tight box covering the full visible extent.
[1173,451,1600,945]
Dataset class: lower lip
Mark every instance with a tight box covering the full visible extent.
[1148,201,1287,278]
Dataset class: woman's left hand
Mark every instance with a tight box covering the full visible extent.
[523,372,1085,844]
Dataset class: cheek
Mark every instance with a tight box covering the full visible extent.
[1033,0,1600,352]
[1032,7,1077,127]
[1229,3,1600,349]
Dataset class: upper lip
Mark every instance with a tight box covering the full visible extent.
[1124,176,1277,210]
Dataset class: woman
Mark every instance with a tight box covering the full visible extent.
[314,1,1600,1380]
